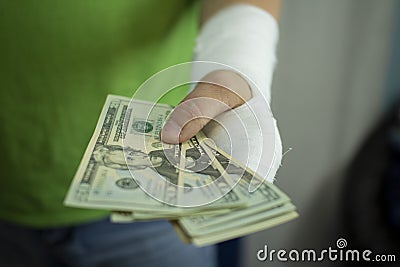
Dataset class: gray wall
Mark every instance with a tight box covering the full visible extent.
[242,1,398,266]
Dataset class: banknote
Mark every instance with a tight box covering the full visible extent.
[110,208,232,222]
[171,140,298,246]
[64,94,298,246]
[64,95,246,214]
[178,203,296,236]
[180,211,299,247]
[177,138,291,231]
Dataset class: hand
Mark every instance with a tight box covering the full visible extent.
[161,69,282,187]
[161,70,251,144]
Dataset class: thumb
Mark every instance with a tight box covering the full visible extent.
[161,70,252,144]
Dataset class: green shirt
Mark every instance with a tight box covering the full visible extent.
[0,0,197,227]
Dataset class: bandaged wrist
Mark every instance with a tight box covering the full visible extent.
[191,4,282,186]
[192,3,279,103]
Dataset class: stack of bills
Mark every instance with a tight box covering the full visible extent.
[64,95,298,246]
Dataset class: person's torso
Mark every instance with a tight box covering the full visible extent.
[0,0,197,226]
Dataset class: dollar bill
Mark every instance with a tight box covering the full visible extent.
[177,137,291,231]
[64,95,246,214]
[179,211,299,247]
[178,203,296,236]
[172,139,298,245]
[64,94,298,246]
[110,208,232,222]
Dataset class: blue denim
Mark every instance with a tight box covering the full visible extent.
[0,218,216,267]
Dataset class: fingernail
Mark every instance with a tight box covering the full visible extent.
[161,119,181,144]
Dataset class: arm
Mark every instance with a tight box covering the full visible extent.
[162,0,280,144]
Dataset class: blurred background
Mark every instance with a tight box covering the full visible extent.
[239,0,400,266]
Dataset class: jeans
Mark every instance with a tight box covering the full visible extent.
[0,217,216,267]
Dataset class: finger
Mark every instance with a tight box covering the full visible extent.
[161,70,251,144]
